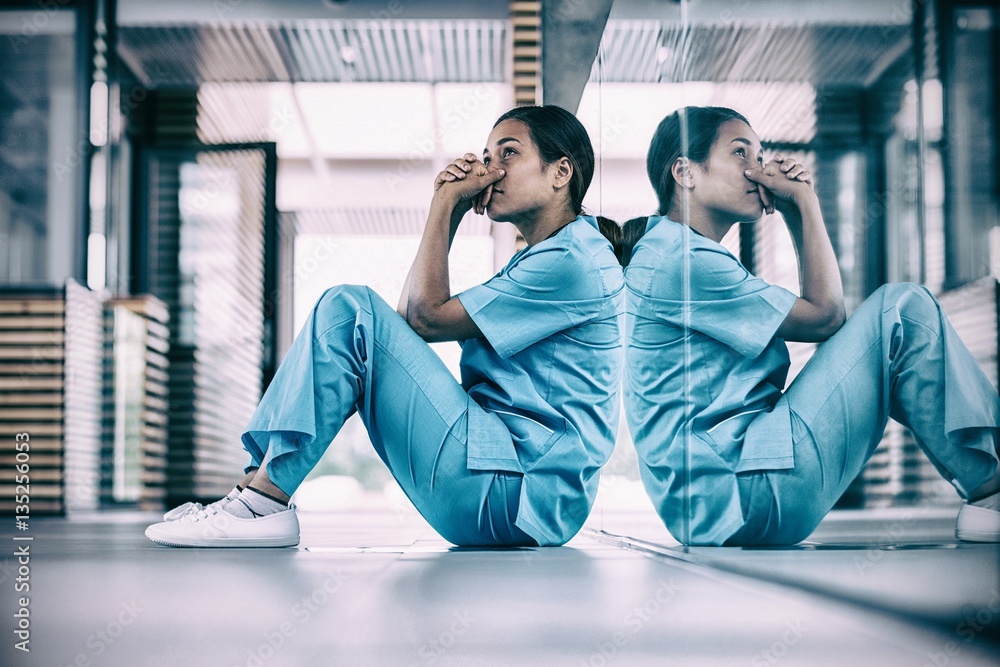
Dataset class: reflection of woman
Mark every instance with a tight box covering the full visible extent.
[624,106,1000,546]
[146,105,625,548]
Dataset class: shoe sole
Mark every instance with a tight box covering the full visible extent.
[146,534,299,548]
[955,504,1000,543]
[956,530,1000,543]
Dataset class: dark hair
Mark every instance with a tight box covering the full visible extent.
[620,216,649,268]
[494,105,594,217]
[646,106,750,215]
[595,216,624,267]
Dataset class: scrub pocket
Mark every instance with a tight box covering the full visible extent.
[489,409,564,468]
[466,399,524,474]
[704,402,795,473]
[736,402,795,472]
[704,409,762,468]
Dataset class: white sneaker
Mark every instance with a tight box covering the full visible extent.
[163,488,241,521]
[956,503,1000,542]
[145,505,300,548]
[163,501,208,521]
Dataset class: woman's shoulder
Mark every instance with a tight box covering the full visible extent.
[531,216,622,296]
[630,219,744,287]
[546,216,617,264]
[506,218,607,271]
[629,216,680,260]
[567,214,607,243]
[638,218,734,257]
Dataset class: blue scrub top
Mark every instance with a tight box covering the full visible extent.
[625,216,797,544]
[458,215,624,545]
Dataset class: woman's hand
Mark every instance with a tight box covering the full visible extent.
[744,154,815,219]
[748,154,845,342]
[434,153,505,217]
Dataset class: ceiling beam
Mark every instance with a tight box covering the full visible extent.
[117,0,509,25]
[609,0,918,25]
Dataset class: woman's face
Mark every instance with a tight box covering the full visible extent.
[688,119,765,223]
[481,119,562,222]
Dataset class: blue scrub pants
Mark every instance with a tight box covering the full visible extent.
[727,283,1000,546]
[241,285,535,547]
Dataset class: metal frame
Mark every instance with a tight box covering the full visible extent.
[75,0,96,285]
[938,0,999,289]
[132,141,279,393]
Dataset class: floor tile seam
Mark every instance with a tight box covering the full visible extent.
[581,528,1000,657]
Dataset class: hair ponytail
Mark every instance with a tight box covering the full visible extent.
[620,216,649,267]
[594,216,624,266]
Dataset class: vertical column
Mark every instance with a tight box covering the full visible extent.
[510,1,541,106]
[104,294,170,509]
[63,280,105,513]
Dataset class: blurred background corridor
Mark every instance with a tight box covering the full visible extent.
[2,0,997,517]
[0,1,997,665]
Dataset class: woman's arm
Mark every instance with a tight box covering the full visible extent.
[397,153,504,342]
[745,156,846,342]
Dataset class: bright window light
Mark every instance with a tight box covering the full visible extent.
[87,233,106,290]
[434,83,511,155]
[90,81,108,146]
[578,81,817,159]
[577,82,717,159]
[294,83,435,158]
[293,234,494,378]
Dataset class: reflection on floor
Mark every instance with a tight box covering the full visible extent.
[1,504,998,666]
[590,505,1000,630]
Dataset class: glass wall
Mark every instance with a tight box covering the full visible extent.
[6,0,988,512]
[942,3,998,287]
[582,0,997,510]
[0,8,85,287]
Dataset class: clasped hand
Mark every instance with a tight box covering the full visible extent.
[434,153,505,217]
[744,154,815,218]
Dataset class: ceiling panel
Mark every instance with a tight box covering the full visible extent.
[118,20,507,86]
[120,18,912,90]
[593,21,912,86]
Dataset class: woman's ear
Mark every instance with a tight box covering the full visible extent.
[671,157,694,190]
[552,157,574,190]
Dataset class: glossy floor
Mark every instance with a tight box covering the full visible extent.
[2,504,998,666]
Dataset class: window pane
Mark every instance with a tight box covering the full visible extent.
[0,10,80,286]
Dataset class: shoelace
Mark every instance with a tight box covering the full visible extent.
[163,501,203,521]
[169,498,235,522]
[182,505,221,523]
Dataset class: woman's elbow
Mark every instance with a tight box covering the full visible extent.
[405,303,442,342]
[404,310,431,340]
[815,303,847,341]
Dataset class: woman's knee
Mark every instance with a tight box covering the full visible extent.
[889,285,950,344]
[876,282,940,316]
[314,284,375,320]
[318,284,372,306]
